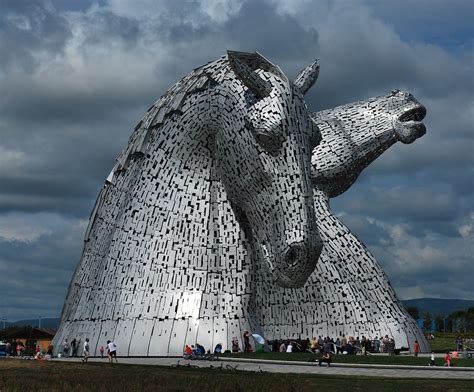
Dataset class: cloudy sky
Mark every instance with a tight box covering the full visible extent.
[1,0,472,321]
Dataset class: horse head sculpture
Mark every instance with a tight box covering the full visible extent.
[216,51,323,288]
[311,89,426,197]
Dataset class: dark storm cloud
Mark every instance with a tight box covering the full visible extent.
[49,0,107,12]
[0,0,72,72]
[335,184,458,223]
[0,0,472,319]
[139,0,320,81]
[369,0,474,51]
[79,10,140,48]
[220,1,319,64]
[0,175,97,216]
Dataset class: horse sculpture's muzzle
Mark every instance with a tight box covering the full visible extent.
[276,242,320,288]
[392,91,427,144]
[262,224,321,288]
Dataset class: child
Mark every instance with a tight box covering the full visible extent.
[444,352,451,367]
[413,340,420,357]
[430,352,436,366]
[99,346,105,358]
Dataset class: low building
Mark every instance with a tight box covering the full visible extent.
[5,327,56,352]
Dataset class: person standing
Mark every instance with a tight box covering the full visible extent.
[279,342,286,353]
[71,339,77,357]
[10,340,17,357]
[413,340,421,357]
[430,352,436,366]
[361,336,366,355]
[63,339,70,357]
[82,338,90,362]
[99,345,105,358]
[373,336,380,353]
[310,337,318,353]
[317,336,323,352]
[107,340,118,363]
[340,336,347,353]
[243,331,251,352]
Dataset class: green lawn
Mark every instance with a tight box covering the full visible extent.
[220,352,474,367]
[428,333,473,353]
[1,359,473,392]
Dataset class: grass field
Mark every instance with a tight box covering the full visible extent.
[429,333,474,353]
[220,352,474,367]
[1,358,473,392]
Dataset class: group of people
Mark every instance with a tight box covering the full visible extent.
[231,331,254,353]
[180,331,400,363]
[183,342,223,359]
[62,338,118,363]
[182,330,257,359]
[2,341,27,357]
[1,340,55,358]
[61,338,81,357]
[271,335,397,355]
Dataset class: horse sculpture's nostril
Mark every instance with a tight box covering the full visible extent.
[398,106,426,122]
[284,243,305,267]
[287,247,298,266]
[273,242,318,288]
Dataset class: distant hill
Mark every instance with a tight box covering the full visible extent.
[402,298,474,316]
[4,317,60,329]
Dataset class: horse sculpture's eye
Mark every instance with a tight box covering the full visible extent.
[255,130,283,154]
[244,90,259,108]
[255,132,273,147]
[244,113,283,154]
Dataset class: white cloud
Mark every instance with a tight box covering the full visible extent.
[199,0,244,23]
[458,212,474,238]
[0,146,28,172]
[0,212,87,242]
[105,0,243,25]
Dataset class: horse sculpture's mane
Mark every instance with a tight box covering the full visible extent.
[109,52,286,179]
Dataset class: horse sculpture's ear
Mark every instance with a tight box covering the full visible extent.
[293,60,319,95]
[228,51,272,99]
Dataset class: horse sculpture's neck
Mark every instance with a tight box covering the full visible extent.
[58,57,261,356]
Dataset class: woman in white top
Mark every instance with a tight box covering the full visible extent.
[82,338,90,362]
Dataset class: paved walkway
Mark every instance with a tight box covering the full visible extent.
[56,357,474,380]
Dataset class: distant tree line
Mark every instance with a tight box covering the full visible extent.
[406,306,474,333]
